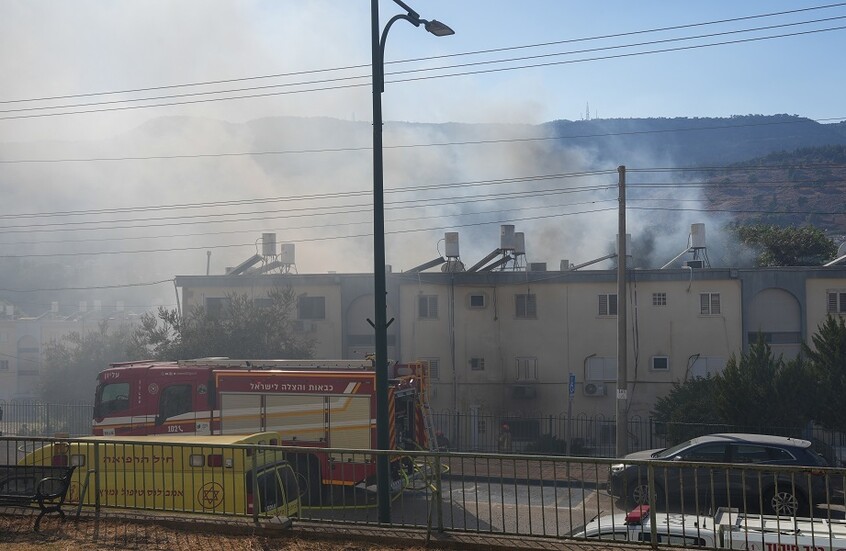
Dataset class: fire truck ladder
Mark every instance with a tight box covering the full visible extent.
[417,364,438,452]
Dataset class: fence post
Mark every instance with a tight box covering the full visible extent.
[648,461,658,550]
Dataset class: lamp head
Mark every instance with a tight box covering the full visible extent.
[423,19,455,37]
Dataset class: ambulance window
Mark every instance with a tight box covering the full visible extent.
[159,384,192,420]
[277,465,299,502]
[98,383,130,415]
[256,469,283,512]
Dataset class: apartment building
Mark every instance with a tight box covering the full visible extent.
[174,262,846,421]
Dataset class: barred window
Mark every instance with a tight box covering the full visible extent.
[515,294,537,318]
[470,357,485,371]
[418,295,438,319]
[599,294,618,316]
[652,292,667,306]
[827,291,846,314]
[422,358,440,381]
[516,357,538,381]
[700,293,721,315]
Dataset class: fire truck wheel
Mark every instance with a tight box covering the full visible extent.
[764,486,805,517]
[628,480,663,509]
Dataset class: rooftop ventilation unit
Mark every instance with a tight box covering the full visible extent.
[685,260,704,269]
[528,262,547,272]
[560,260,571,271]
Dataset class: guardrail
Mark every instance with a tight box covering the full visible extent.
[3,435,845,540]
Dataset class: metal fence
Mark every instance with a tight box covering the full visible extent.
[4,435,846,542]
[4,401,846,465]
[431,411,846,463]
[0,400,93,437]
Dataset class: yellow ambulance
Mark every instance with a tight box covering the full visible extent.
[20,432,300,519]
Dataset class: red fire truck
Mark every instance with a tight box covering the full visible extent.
[91,358,432,504]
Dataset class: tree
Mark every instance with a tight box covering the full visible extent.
[802,316,846,433]
[41,321,144,403]
[713,337,809,430]
[134,287,314,360]
[733,224,836,266]
[652,376,720,444]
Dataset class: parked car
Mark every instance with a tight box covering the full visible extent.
[609,433,839,516]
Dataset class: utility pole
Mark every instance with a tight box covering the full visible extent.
[616,165,628,458]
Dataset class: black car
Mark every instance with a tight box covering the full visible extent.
[609,433,838,516]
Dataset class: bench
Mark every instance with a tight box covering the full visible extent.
[0,465,76,531]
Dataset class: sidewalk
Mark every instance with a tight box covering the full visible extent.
[1,502,621,551]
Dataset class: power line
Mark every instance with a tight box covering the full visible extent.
[2,22,845,121]
[0,169,615,222]
[4,3,842,105]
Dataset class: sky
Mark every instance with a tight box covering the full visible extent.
[0,1,844,309]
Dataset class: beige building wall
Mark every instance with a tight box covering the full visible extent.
[401,273,743,421]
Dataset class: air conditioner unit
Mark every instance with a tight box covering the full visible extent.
[511,385,537,399]
[583,383,606,397]
[684,260,704,269]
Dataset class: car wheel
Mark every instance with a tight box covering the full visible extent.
[628,481,663,508]
[765,486,806,517]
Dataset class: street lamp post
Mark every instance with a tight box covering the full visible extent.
[371,0,453,524]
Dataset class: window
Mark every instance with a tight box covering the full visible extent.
[96,382,130,416]
[747,332,802,346]
[418,295,438,319]
[700,292,721,315]
[469,294,486,309]
[585,356,617,382]
[205,297,231,317]
[516,357,538,381]
[254,298,272,310]
[159,384,193,421]
[652,292,667,306]
[298,296,326,319]
[651,356,669,371]
[827,291,846,314]
[0,360,7,371]
[422,358,440,381]
[469,357,485,371]
[515,293,537,318]
[680,443,728,462]
[598,294,618,316]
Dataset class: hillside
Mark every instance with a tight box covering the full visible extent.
[544,115,846,166]
[699,144,846,234]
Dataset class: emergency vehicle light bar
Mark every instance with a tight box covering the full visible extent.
[625,505,650,525]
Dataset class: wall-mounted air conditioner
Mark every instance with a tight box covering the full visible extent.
[583,382,606,397]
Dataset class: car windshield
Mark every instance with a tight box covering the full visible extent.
[652,439,693,458]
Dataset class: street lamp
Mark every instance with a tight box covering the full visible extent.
[371,0,454,524]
